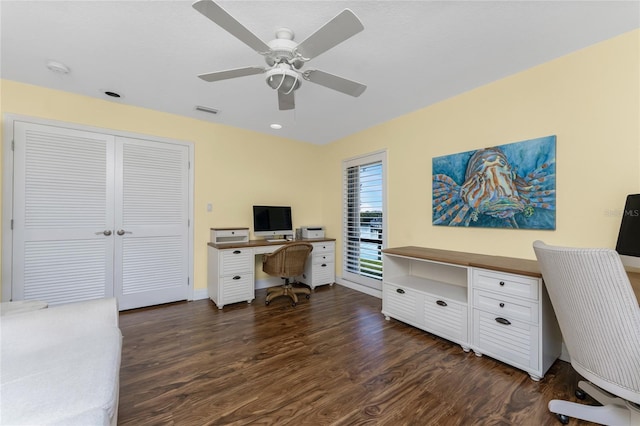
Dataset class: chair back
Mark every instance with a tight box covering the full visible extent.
[262,242,313,278]
[533,240,640,404]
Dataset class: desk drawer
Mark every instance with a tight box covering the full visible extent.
[220,274,253,303]
[220,249,253,275]
[311,242,334,254]
[473,309,539,371]
[473,290,538,324]
[312,252,334,265]
[473,269,539,300]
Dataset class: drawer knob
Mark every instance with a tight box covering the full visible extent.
[233,275,241,280]
[396,288,405,294]
[436,300,448,307]
[499,281,505,286]
[495,317,511,325]
[499,302,505,308]
[233,250,241,254]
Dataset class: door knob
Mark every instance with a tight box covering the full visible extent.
[116,229,132,236]
[95,230,112,236]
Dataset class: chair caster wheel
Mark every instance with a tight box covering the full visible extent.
[305,294,310,299]
[265,301,270,306]
[292,302,297,307]
[555,413,570,424]
[575,388,587,400]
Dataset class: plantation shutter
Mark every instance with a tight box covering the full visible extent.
[342,151,386,290]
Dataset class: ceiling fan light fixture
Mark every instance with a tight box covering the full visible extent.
[265,66,301,94]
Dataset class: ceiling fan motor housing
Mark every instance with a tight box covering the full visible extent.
[265,28,304,69]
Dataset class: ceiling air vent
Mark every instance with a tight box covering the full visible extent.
[195,105,219,115]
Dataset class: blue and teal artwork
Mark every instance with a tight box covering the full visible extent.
[432,135,556,229]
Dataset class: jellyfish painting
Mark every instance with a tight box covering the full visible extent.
[432,135,556,229]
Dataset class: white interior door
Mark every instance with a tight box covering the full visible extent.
[10,120,191,309]
[114,137,190,310]
[12,122,115,304]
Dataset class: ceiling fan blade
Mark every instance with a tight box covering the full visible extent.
[304,70,366,97]
[296,9,364,61]
[192,0,271,54]
[278,90,295,110]
[198,66,265,82]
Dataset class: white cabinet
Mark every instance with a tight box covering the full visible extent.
[382,253,469,351]
[298,241,335,289]
[382,246,562,380]
[207,246,254,309]
[470,268,561,381]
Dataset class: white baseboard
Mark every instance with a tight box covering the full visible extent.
[335,276,382,299]
[192,288,209,301]
[194,277,381,301]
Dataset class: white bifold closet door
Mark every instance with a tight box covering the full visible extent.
[12,121,189,310]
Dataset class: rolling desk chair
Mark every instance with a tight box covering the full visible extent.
[262,242,313,306]
[533,241,640,425]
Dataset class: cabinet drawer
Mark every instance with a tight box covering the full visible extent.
[473,269,539,300]
[312,252,334,265]
[423,294,468,343]
[383,284,422,325]
[220,249,253,275]
[473,309,539,371]
[312,263,334,284]
[312,242,334,254]
[220,274,253,303]
[473,290,539,324]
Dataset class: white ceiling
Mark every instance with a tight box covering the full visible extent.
[1,1,638,144]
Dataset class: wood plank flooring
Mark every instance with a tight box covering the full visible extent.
[118,284,596,425]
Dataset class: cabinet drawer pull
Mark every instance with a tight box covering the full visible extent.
[233,250,241,254]
[499,281,505,286]
[495,317,511,325]
[396,288,405,294]
[321,263,327,267]
[436,300,447,307]
[499,302,505,308]
[232,275,241,280]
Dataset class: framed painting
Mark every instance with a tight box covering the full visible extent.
[432,135,556,229]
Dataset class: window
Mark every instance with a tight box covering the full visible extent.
[342,150,386,290]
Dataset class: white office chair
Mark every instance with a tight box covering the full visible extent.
[533,241,640,425]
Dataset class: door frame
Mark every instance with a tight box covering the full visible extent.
[2,114,195,303]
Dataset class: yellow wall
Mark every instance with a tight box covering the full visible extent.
[0,81,323,293]
[2,29,638,298]
[322,29,640,262]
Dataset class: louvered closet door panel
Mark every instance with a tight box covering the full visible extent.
[12,122,115,305]
[114,137,189,310]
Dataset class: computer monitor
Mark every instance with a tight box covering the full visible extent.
[252,205,294,239]
[616,194,640,268]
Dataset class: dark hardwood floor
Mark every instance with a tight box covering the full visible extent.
[118,284,596,425]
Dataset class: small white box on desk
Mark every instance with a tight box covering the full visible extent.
[210,228,249,244]
[301,226,325,239]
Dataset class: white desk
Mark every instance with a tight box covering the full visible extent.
[207,238,335,309]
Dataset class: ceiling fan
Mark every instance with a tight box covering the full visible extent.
[192,0,367,110]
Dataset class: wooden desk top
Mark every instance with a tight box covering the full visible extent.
[383,246,640,303]
[207,238,335,250]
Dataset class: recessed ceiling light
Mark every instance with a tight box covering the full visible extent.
[270,123,282,130]
[46,60,70,74]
